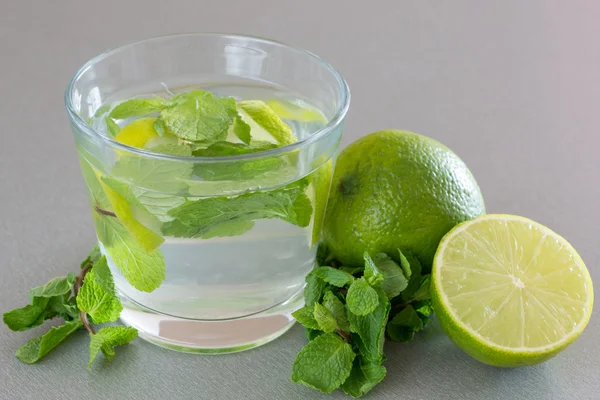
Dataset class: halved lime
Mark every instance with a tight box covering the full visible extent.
[432,214,593,367]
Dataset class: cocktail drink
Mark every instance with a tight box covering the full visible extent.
[65,34,349,353]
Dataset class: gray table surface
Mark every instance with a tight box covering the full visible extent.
[1,1,598,399]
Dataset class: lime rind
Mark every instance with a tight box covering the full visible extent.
[432,214,594,367]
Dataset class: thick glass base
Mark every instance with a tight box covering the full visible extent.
[118,289,304,354]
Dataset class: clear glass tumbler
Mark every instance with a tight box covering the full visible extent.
[64,33,349,353]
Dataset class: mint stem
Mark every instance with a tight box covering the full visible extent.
[94,205,116,218]
[74,265,96,335]
[335,329,351,343]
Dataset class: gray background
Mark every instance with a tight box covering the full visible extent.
[0,1,598,399]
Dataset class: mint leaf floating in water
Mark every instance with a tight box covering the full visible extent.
[232,116,252,144]
[291,333,356,393]
[109,97,166,120]
[4,247,138,367]
[160,90,238,142]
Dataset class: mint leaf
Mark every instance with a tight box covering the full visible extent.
[304,272,327,307]
[413,276,432,301]
[154,118,166,137]
[373,253,408,300]
[146,143,193,157]
[347,289,390,363]
[192,141,278,157]
[105,117,120,137]
[164,184,312,238]
[233,116,251,144]
[313,303,337,333]
[340,266,363,276]
[28,274,75,302]
[15,319,82,363]
[305,328,323,341]
[398,249,412,279]
[346,278,379,316]
[291,333,356,393]
[313,266,354,287]
[99,216,165,292]
[323,291,349,333]
[77,257,122,324]
[111,152,192,193]
[82,245,101,268]
[292,305,320,330]
[363,253,384,287]
[161,90,237,142]
[88,326,138,368]
[387,305,423,342]
[109,97,165,120]
[341,359,387,398]
[78,155,111,210]
[4,274,76,331]
[400,253,423,301]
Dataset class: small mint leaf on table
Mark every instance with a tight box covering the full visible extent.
[346,277,379,316]
[76,257,122,324]
[304,272,327,307]
[15,319,83,364]
[292,306,320,330]
[322,291,349,333]
[313,303,338,333]
[313,266,355,287]
[397,249,412,279]
[233,116,251,144]
[291,333,356,393]
[4,274,76,331]
[347,289,390,364]
[108,97,166,120]
[399,252,424,301]
[341,359,387,398]
[387,305,423,342]
[160,90,237,143]
[373,253,409,300]
[363,253,384,286]
[88,326,138,368]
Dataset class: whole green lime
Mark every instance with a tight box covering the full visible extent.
[322,130,485,270]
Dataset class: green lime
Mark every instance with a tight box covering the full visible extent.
[237,100,297,145]
[322,130,485,269]
[432,214,594,367]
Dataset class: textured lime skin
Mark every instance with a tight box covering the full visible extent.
[322,130,485,270]
[431,214,594,367]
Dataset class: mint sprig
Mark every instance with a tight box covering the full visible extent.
[3,246,138,367]
[291,250,433,397]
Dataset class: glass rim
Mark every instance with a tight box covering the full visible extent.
[64,32,350,162]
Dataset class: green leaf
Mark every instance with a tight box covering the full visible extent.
[292,305,320,330]
[88,326,138,368]
[313,303,338,333]
[28,274,75,302]
[387,305,423,342]
[363,252,384,287]
[413,276,432,301]
[397,249,411,279]
[192,141,278,157]
[15,319,83,363]
[323,291,349,333]
[341,359,387,398]
[99,216,166,292]
[76,257,122,324]
[400,252,423,301]
[346,278,379,316]
[109,97,165,120]
[160,90,238,143]
[347,289,390,363]
[340,266,363,276]
[291,333,356,393]
[164,184,312,238]
[146,143,193,157]
[154,118,166,137]
[105,117,121,137]
[305,327,323,341]
[78,155,111,210]
[373,253,408,300]
[304,272,327,307]
[313,266,355,287]
[4,274,76,331]
[82,245,101,268]
[233,116,251,144]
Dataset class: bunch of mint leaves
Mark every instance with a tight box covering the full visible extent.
[80,90,313,294]
[3,246,137,367]
[291,250,432,398]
